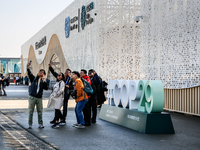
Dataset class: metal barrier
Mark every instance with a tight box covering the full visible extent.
[164,87,200,116]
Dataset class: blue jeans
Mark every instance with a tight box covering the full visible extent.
[75,99,88,125]
[2,85,6,95]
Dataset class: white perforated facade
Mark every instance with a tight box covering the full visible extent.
[141,0,200,89]
[98,0,142,81]
[22,0,200,89]
[21,0,99,75]
[21,0,142,82]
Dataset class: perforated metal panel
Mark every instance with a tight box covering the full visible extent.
[141,0,200,89]
[98,0,142,81]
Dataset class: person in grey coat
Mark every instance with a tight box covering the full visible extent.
[47,72,65,128]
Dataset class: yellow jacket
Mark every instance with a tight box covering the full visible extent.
[75,78,88,103]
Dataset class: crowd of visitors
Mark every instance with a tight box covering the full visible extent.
[26,61,107,129]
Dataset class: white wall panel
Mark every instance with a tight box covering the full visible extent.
[141,0,200,89]
[21,0,99,74]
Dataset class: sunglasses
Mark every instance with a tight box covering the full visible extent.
[58,74,62,76]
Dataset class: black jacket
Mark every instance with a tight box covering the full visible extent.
[49,67,73,98]
[91,73,101,88]
[90,80,97,101]
[27,69,48,98]
[91,74,106,104]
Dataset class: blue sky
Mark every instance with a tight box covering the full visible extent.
[0,0,74,57]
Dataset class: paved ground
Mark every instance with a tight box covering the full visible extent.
[0,127,26,150]
[0,85,77,110]
[0,85,200,150]
[0,84,51,100]
[2,109,200,150]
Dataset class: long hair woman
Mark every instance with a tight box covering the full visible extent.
[47,72,65,128]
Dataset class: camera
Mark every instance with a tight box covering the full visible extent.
[135,16,143,23]
[70,90,77,99]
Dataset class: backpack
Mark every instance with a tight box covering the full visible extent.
[81,78,93,95]
[102,81,108,91]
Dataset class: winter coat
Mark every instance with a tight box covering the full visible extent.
[74,78,88,103]
[47,81,65,109]
[90,80,97,101]
[91,73,106,104]
[49,66,74,98]
[27,69,48,98]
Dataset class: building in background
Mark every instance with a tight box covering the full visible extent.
[21,0,200,116]
[21,0,141,87]
[0,56,21,82]
[0,57,21,74]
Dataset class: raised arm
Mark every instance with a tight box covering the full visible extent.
[27,62,35,82]
[49,62,58,78]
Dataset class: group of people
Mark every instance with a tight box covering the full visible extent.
[14,76,29,85]
[14,76,20,85]
[26,61,106,129]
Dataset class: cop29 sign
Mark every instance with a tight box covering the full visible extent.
[107,80,165,113]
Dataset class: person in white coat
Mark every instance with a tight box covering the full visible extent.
[47,72,65,128]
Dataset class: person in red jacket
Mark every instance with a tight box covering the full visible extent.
[80,69,91,126]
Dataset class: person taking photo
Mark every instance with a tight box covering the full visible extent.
[47,72,65,128]
[48,62,73,125]
[27,62,48,129]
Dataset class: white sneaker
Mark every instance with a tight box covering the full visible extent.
[39,124,44,129]
[72,123,80,127]
[75,124,85,129]
[59,121,66,126]
[51,123,59,128]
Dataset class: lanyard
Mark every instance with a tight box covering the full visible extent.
[37,79,40,93]
[65,77,69,85]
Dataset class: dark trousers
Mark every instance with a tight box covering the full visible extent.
[83,101,90,124]
[89,98,97,121]
[16,80,19,85]
[63,94,70,121]
[55,109,63,121]
[53,94,70,121]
